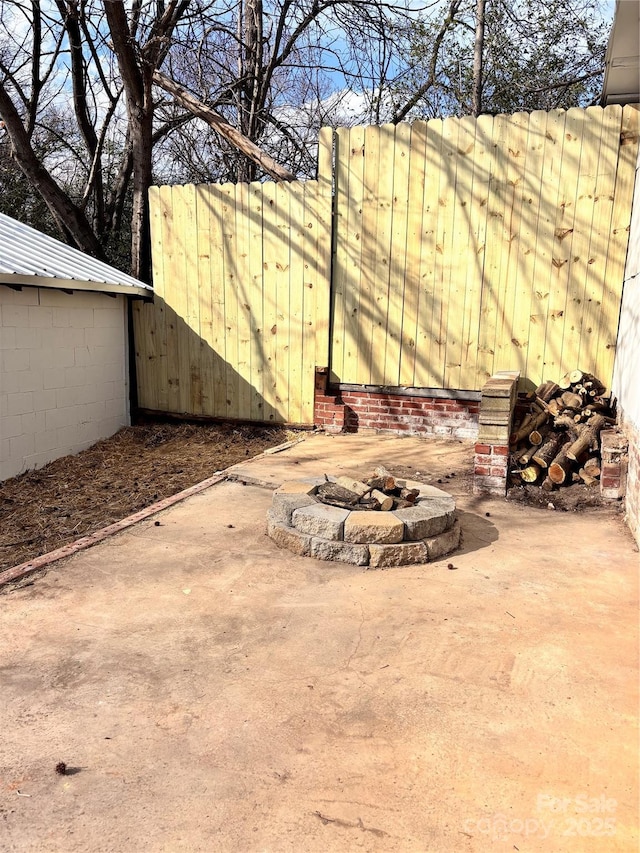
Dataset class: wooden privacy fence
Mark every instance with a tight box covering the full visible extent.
[133,159,332,423]
[331,104,638,390]
[134,105,638,424]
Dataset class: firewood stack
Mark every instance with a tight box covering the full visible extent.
[509,369,616,491]
[316,467,420,511]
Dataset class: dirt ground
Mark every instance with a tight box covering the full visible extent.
[0,420,621,575]
[0,422,292,572]
[0,433,637,852]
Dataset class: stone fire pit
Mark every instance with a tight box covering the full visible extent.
[267,477,461,567]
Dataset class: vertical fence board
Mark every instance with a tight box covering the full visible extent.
[385,122,412,385]
[559,106,604,375]
[261,181,280,421]
[508,110,547,384]
[521,110,567,382]
[577,105,622,373]
[460,113,492,389]
[399,121,427,385]
[414,118,444,388]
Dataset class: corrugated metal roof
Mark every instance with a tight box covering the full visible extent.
[602,0,640,106]
[0,211,152,296]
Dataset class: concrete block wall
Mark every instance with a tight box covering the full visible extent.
[1,287,131,481]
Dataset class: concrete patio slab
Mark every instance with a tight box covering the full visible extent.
[0,433,637,852]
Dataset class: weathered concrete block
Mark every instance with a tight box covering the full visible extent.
[292,503,350,540]
[368,541,428,568]
[266,510,312,556]
[393,498,456,540]
[344,511,404,544]
[473,475,506,496]
[275,481,319,496]
[310,538,369,566]
[271,492,317,525]
[424,519,461,561]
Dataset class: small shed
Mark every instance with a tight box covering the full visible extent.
[0,213,151,481]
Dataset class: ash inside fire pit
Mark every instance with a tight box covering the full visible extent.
[267,468,461,568]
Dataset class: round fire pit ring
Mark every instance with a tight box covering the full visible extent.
[267,476,461,567]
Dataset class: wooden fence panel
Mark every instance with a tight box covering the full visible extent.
[330,105,639,390]
[134,177,331,424]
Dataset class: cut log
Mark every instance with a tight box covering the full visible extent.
[393,498,414,510]
[580,373,606,396]
[536,381,560,402]
[541,476,556,491]
[532,432,566,468]
[510,409,548,445]
[553,414,582,440]
[569,369,584,384]
[583,457,601,478]
[316,483,367,508]
[529,425,549,445]
[548,441,575,484]
[578,469,598,486]
[372,466,396,491]
[560,391,583,410]
[518,445,537,466]
[399,487,420,503]
[566,414,607,461]
[335,476,370,497]
[371,489,394,511]
[521,463,542,483]
[547,398,563,417]
[558,372,573,390]
[511,446,532,463]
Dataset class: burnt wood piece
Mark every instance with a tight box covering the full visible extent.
[316,483,372,510]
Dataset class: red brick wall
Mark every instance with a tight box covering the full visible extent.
[313,384,479,439]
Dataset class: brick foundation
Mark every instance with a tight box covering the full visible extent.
[313,369,479,439]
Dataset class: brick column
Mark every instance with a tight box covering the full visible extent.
[600,430,629,501]
[313,367,346,434]
[473,371,519,496]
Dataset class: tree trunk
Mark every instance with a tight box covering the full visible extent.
[471,0,485,116]
[153,71,296,182]
[0,82,105,259]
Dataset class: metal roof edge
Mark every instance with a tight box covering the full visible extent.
[0,275,152,298]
